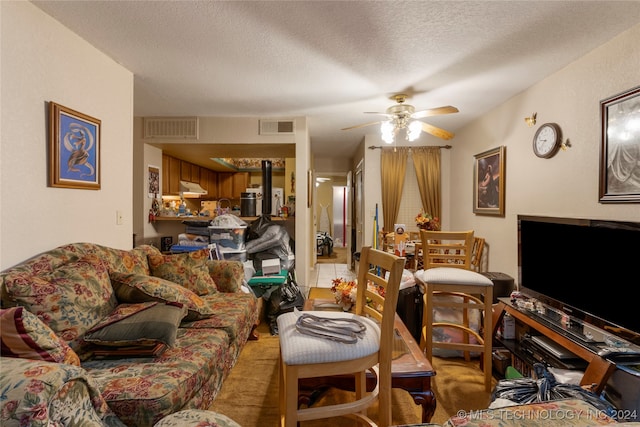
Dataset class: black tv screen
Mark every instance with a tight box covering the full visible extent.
[518,215,640,344]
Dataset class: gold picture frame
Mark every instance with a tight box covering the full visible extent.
[473,146,506,216]
[48,101,101,190]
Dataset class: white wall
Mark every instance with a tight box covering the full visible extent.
[449,23,640,283]
[0,2,134,269]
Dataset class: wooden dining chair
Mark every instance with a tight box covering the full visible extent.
[470,237,485,272]
[277,246,405,427]
[418,229,494,392]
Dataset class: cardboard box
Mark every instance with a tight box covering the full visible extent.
[262,258,280,275]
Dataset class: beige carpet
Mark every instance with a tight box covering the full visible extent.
[209,321,495,426]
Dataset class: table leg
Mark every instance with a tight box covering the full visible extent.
[407,389,436,423]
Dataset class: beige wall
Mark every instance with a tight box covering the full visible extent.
[360,23,640,284]
[0,2,134,269]
[448,23,640,283]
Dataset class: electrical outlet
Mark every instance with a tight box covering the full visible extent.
[116,210,124,225]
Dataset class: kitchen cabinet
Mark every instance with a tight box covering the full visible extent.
[217,172,233,198]
[180,160,200,183]
[162,154,181,195]
[180,160,192,182]
[200,168,218,198]
[189,164,200,183]
[232,172,249,196]
[217,172,248,199]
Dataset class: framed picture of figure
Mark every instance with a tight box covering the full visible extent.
[599,86,640,203]
[473,146,505,216]
[48,101,101,190]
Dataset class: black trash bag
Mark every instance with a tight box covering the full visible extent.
[491,363,619,419]
[246,215,294,272]
[266,269,305,336]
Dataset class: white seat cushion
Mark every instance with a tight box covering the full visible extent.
[277,310,381,365]
[422,267,493,286]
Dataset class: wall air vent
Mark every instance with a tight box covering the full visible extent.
[259,120,295,135]
[143,117,199,139]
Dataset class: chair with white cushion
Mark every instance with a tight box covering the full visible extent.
[418,229,494,392]
[277,246,405,427]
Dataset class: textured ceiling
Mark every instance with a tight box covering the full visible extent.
[33,1,640,165]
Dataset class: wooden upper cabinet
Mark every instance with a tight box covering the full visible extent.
[180,161,192,182]
[168,156,181,195]
[163,154,237,199]
[232,172,249,196]
[190,164,200,183]
[217,172,234,199]
[200,168,218,198]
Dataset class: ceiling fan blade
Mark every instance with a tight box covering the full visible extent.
[412,106,459,119]
[341,120,383,131]
[421,121,455,140]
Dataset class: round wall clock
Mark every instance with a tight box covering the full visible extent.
[532,123,562,158]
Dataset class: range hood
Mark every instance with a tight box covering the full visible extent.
[180,180,207,196]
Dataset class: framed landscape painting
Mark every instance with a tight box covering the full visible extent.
[48,101,101,190]
[599,86,640,203]
[473,146,505,216]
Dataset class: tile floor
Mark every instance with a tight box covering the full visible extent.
[311,263,356,288]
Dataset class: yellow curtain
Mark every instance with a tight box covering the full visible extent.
[380,147,409,234]
[412,146,441,220]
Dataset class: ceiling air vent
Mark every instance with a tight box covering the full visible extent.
[143,117,199,139]
[259,120,295,135]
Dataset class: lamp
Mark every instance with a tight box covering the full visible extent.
[380,116,422,144]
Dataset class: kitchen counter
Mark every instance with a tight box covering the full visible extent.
[154,216,290,222]
[154,216,214,221]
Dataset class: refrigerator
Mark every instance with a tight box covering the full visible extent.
[244,186,284,216]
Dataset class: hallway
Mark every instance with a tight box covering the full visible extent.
[311,262,356,288]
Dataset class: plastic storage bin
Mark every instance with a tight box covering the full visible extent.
[208,225,247,250]
[219,248,247,262]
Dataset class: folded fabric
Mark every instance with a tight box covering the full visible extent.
[295,312,367,344]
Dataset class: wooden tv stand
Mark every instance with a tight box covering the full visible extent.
[492,298,616,394]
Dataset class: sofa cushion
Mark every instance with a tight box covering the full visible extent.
[183,292,259,347]
[110,272,215,321]
[2,254,117,350]
[148,249,218,296]
[84,302,188,348]
[82,327,231,427]
[64,242,153,276]
[206,259,245,293]
[0,306,81,366]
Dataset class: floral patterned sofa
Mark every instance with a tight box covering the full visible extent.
[0,242,259,427]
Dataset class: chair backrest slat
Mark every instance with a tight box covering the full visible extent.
[420,230,475,270]
[355,246,405,344]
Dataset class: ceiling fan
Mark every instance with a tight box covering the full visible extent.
[342,94,459,141]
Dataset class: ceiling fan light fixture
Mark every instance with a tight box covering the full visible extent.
[381,121,394,144]
[407,120,422,141]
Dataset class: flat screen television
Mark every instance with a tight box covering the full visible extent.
[518,214,640,346]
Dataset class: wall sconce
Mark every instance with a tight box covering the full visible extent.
[524,113,537,127]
